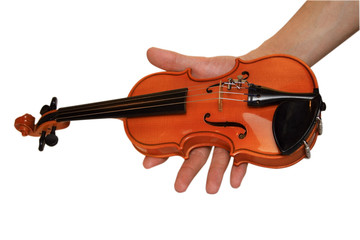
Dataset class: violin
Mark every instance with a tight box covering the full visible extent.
[14,54,326,168]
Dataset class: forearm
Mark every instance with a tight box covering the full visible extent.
[243,1,359,67]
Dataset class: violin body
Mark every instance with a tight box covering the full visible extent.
[15,54,325,168]
[125,55,322,168]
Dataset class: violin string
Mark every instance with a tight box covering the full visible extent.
[186,83,248,93]
[58,89,252,117]
[56,96,248,121]
[60,82,248,113]
[58,81,249,114]
[58,90,252,117]
[60,88,188,112]
[60,88,191,113]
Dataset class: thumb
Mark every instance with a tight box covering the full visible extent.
[146,47,206,72]
[146,47,236,78]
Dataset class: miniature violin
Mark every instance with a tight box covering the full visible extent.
[15,54,326,168]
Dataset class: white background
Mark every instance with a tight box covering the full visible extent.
[0,0,359,239]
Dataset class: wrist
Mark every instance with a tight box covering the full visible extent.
[240,39,279,61]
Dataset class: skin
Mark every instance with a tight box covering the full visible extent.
[143,1,359,194]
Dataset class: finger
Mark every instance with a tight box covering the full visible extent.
[230,163,248,188]
[143,156,168,169]
[206,147,231,194]
[174,147,211,193]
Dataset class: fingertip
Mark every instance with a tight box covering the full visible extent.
[230,179,241,189]
[206,184,220,194]
[146,47,158,60]
[143,156,167,169]
[206,169,222,194]
[174,180,188,193]
[230,174,243,189]
[142,158,152,169]
[230,163,248,189]
[146,47,177,70]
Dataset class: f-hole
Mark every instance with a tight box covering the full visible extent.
[206,83,220,93]
[203,113,247,139]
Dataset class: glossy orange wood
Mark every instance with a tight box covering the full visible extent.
[124,55,321,168]
[15,111,70,137]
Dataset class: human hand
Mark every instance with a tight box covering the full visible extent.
[143,47,248,194]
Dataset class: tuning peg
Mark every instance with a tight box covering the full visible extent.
[40,105,51,115]
[50,97,57,110]
[39,131,46,151]
[40,97,58,115]
[45,126,58,147]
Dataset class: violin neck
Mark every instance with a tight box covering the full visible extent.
[55,88,188,122]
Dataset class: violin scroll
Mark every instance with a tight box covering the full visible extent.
[15,113,36,137]
[14,97,70,151]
